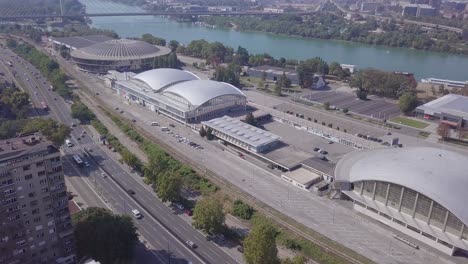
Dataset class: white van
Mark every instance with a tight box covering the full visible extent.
[151,122,159,126]
[161,127,169,132]
[65,139,73,147]
[131,209,142,219]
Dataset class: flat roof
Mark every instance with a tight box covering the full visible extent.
[301,157,336,176]
[0,133,55,162]
[416,94,468,120]
[52,35,113,49]
[249,65,297,76]
[202,116,281,148]
[261,143,311,170]
[282,167,321,185]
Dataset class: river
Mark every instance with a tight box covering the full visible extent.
[80,0,468,81]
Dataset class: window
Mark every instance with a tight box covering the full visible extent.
[446,212,463,236]
[1,179,13,187]
[462,225,468,241]
[387,184,402,209]
[28,192,35,198]
[39,179,47,185]
[23,165,31,171]
[32,209,39,215]
[38,171,45,177]
[374,182,388,203]
[25,174,33,180]
[33,217,41,223]
[414,194,432,222]
[400,188,417,215]
[36,161,44,167]
[28,183,33,189]
[429,202,446,229]
[4,188,15,196]
[363,181,374,198]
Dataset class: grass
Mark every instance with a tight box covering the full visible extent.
[418,131,430,138]
[390,116,429,129]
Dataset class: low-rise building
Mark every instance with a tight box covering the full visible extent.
[247,65,326,89]
[202,115,281,153]
[281,167,322,190]
[415,94,468,128]
[360,2,381,12]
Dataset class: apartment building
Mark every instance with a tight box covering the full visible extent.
[0,133,75,264]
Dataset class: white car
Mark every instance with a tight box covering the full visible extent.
[186,240,196,248]
[101,172,108,178]
[131,209,142,219]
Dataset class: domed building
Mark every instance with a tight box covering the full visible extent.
[109,68,247,123]
[71,39,171,74]
[334,147,468,255]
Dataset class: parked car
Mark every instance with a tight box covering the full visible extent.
[169,123,175,128]
[101,172,108,178]
[327,140,334,144]
[127,189,136,195]
[313,147,320,152]
[319,150,328,155]
[237,246,244,253]
[174,203,184,210]
[184,209,193,216]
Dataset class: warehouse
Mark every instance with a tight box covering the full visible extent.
[415,94,468,128]
[334,147,468,255]
[201,115,281,153]
[109,69,247,123]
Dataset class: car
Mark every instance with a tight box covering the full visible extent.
[195,146,204,150]
[186,240,196,249]
[319,156,329,161]
[184,209,193,216]
[53,97,57,100]
[237,246,244,253]
[131,209,142,219]
[319,150,328,155]
[151,122,159,126]
[313,147,320,152]
[387,131,392,135]
[115,107,119,110]
[175,203,184,210]
[86,147,92,152]
[327,140,334,144]
[84,161,90,167]
[132,119,136,123]
[127,189,136,195]
[71,123,76,127]
[377,138,383,143]
[101,172,108,178]
[169,124,175,128]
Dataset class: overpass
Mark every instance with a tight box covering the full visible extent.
[0,11,315,20]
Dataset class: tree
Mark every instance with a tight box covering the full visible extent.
[323,101,330,110]
[141,33,166,46]
[199,126,207,138]
[206,127,214,140]
[192,196,226,235]
[329,62,349,79]
[121,149,141,170]
[22,118,70,146]
[245,112,257,126]
[356,89,368,100]
[233,46,250,65]
[1,90,30,119]
[168,40,180,52]
[243,220,279,264]
[71,101,95,123]
[273,82,282,96]
[279,72,291,88]
[437,123,450,140]
[59,45,70,59]
[232,200,254,220]
[213,64,240,87]
[342,108,349,114]
[398,92,418,115]
[72,207,138,264]
[261,71,267,81]
[156,172,182,202]
[297,57,329,88]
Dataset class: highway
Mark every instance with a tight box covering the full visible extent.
[0,47,238,264]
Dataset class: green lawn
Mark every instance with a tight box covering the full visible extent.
[390,116,429,129]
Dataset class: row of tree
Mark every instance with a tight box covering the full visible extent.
[350,68,411,99]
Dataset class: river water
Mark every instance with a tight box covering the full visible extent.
[80,0,468,81]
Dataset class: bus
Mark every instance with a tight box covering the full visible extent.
[72,155,83,167]
[40,102,48,111]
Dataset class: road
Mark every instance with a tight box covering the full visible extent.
[0,47,238,264]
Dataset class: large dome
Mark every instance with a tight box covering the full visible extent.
[71,39,169,60]
[335,147,468,226]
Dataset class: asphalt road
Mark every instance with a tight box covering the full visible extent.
[0,47,237,264]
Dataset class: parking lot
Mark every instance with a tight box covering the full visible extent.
[302,91,401,121]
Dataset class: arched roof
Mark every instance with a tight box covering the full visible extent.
[162,80,245,107]
[71,39,170,61]
[132,68,200,92]
[335,147,468,225]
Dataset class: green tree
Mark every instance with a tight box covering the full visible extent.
[121,149,141,170]
[213,64,240,87]
[71,101,95,123]
[22,118,70,146]
[279,72,291,88]
[72,207,138,264]
[1,90,30,119]
[245,112,257,126]
[329,62,348,79]
[356,89,368,100]
[342,108,349,114]
[274,82,282,96]
[281,256,307,264]
[233,46,249,65]
[261,71,267,81]
[437,123,450,140]
[398,92,418,115]
[141,33,166,46]
[243,220,279,264]
[232,200,254,220]
[192,196,226,235]
[323,101,330,110]
[6,39,17,48]
[169,40,180,52]
[59,45,70,59]
[199,126,207,138]
[206,127,214,140]
[156,172,182,202]
[297,57,329,88]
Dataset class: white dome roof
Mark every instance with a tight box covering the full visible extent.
[335,147,468,225]
[162,80,245,107]
[132,68,199,92]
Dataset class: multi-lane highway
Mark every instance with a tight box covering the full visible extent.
[0,47,238,264]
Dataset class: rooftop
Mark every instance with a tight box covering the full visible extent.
[71,39,171,61]
[282,167,321,185]
[416,94,468,120]
[301,157,336,176]
[52,35,113,49]
[335,147,468,226]
[0,133,57,162]
[132,68,200,92]
[202,116,281,148]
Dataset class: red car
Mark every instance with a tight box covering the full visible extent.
[184,209,193,216]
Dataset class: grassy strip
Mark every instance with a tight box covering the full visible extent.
[390,116,429,129]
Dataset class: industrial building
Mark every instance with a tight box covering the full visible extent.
[247,65,326,89]
[415,94,468,128]
[50,35,114,50]
[402,4,437,16]
[0,133,75,264]
[108,69,247,123]
[201,115,281,153]
[334,147,468,255]
[70,39,171,74]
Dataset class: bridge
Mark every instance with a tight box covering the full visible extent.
[0,11,315,20]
